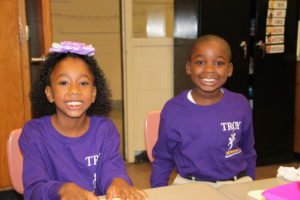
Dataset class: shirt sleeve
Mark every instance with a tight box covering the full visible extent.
[96,121,132,194]
[241,104,257,180]
[19,124,63,200]
[150,108,175,188]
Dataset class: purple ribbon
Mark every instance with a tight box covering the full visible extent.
[49,41,95,56]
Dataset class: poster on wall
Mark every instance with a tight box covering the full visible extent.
[268,1,287,9]
[265,35,284,44]
[265,0,287,54]
[267,9,286,18]
[266,44,285,54]
[266,26,285,35]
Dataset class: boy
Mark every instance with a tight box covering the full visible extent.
[150,34,256,188]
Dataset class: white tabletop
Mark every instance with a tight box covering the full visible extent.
[99,182,230,200]
[143,182,231,200]
[99,178,290,200]
[218,177,289,200]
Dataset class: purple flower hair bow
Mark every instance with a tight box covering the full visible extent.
[49,41,95,56]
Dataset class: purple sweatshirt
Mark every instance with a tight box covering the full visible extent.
[150,88,257,187]
[19,115,131,200]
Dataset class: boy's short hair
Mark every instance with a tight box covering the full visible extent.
[189,34,232,61]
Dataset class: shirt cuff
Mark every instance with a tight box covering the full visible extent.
[48,182,64,200]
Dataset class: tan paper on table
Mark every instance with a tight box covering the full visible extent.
[247,190,266,200]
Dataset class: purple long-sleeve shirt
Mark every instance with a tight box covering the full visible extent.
[150,88,257,187]
[19,115,131,200]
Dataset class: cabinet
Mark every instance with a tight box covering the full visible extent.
[0,0,51,190]
[0,0,31,189]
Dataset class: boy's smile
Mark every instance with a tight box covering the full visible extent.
[186,39,233,104]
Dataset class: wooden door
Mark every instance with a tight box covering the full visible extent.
[0,0,52,190]
[26,0,52,87]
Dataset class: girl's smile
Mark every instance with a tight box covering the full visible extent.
[65,101,83,109]
[45,57,97,121]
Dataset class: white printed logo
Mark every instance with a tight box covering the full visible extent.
[228,132,236,150]
[93,173,97,191]
[221,121,242,158]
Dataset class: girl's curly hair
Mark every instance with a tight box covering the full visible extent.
[30,52,112,118]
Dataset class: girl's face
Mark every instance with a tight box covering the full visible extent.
[45,57,96,120]
[186,40,233,96]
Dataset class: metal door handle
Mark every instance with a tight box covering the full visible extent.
[256,40,266,58]
[31,56,46,63]
[240,41,247,58]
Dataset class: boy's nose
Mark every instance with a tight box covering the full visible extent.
[203,63,215,72]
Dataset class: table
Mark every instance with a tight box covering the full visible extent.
[99,178,290,200]
[143,182,231,200]
[218,177,289,200]
[99,182,231,200]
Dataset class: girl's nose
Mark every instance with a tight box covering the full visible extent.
[69,83,80,95]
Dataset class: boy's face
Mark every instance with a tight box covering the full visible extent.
[45,57,97,120]
[186,40,233,94]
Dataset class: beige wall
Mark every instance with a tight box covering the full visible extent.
[51,0,122,100]
[133,0,174,38]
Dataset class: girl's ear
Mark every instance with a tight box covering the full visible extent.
[227,63,233,77]
[92,86,97,103]
[45,86,55,103]
[186,61,192,75]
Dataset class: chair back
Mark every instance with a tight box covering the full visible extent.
[144,111,161,162]
[7,129,23,194]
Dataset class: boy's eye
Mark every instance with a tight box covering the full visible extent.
[58,81,69,86]
[195,60,205,65]
[215,61,225,66]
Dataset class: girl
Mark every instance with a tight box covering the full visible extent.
[19,41,147,200]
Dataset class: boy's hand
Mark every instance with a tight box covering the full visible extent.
[59,183,98,200]
[106,178,148,200]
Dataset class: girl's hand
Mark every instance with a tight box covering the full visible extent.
[59,183,98,200]
[106,178,148,200]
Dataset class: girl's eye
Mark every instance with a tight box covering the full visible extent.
[80,82,89,86]
[58,81,68,86]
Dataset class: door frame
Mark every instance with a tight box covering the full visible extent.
[121,0,174,162]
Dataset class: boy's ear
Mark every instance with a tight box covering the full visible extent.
[92,86,97,103]
[45,86,55,103]
[227,63,233,77]
[186,61,192,75]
